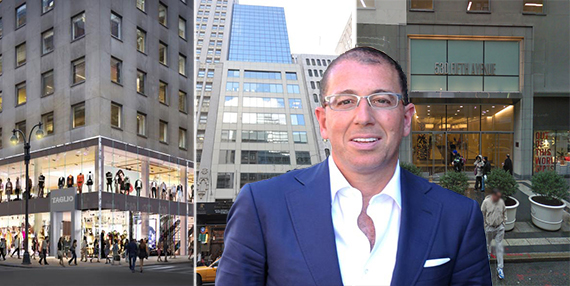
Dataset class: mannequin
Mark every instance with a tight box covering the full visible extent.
[26,178,32,199]
[77,173,84,194]
[0,178,3,203]
[66,174,74,188]
[177,184,183,202]
[58,176,65,189]
[134,179,143,197]
[38,174,45,198]
[160,182,167,200]
[15,177,21,201]
[123,176,131,195]
[86,171,94,192]
[115,170,125,194]
[151,178,158,199]
[114,172,121,194]
[105,171,113,192]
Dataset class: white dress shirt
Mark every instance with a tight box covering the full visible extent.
[329,156,402,286]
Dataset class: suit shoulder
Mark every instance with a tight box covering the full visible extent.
[243,165,313,197]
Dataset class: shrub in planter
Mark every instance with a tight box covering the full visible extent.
[531,171,569,206]
[486,169,519,206]
[439,171,469,196]
[400,162,423,178]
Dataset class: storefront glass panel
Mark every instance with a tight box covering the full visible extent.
[533,130,570,174]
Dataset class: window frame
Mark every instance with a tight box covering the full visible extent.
[15,42,26,67]
[110,56,122,84]
[158,2,168,27]
[159,81,168,105]
[42,0,55,14]
[72,102,86,129]
[15,81,26,106]
[159,120,168,143]
[409,0,435,11]
[41,111,55,136]
[71,57,86,85]
[71,12,86,41]
[136,27,147,54]
[110,102,122,129]
[137,112,147,137]
[110,11,122,40]
[42,29,55,55]
[136,0,146,12]
[178,17,187,39]
[159,42,168,66]
[178,54,187,76]
[136,69,146,95]
[178,128,187,149]
[41,70,55,97]
[16,3,26,29]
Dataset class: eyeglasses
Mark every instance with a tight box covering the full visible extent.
[323,93,403,111]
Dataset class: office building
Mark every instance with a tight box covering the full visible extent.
[357,0,570,179]
[0,0,193,256]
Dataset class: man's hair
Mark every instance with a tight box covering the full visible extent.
[491,188,502,195]
[320,46,409,106]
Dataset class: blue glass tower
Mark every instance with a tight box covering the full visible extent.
[228,4,292,63]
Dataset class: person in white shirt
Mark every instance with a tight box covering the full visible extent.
[481,188,507,280]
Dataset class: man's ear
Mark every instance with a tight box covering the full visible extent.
[403,103,415,137]
[315,106,329,140]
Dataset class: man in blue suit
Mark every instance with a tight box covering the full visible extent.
[216,47,492,285]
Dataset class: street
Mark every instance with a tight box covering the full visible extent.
[489,260,569,285]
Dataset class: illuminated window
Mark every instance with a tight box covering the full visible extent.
[72,12,86,40]
[136,0,145,11]
[179,128,187,149]
[159,120,168,143]
[16,42,26,67]
[159,42,168,65]
[467,0,490,12]
[159,81,167,104]
[523,0,544,13]
[110,57,122,84]
[136,28,146,53]
[41,112,54,135]
[410,0,433,10]
[111,103,122,128]
[137,113,146,136]
[42,70,54,96]
[136,70,146,94]
[158,2,168,26]
[16,82,26,105]
[72,57,86,84]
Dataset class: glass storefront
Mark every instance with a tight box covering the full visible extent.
[533,130,570,175]
[412,104,514,178]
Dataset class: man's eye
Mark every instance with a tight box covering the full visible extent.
[338,99,354,105]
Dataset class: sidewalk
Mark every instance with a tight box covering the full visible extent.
[0,255,191,269]
[462,180,570,262]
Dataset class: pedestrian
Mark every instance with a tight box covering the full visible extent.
[481,188,507,280]
[91,238,100,263]
[63,236,70,259]
[111,239,120,265]
[57,237,65,267]
[0,238,6,260]
[157,240,162,262]
[138,239,149,273]
[502,154,513,175]
[104,241,111,264]
[125,238,138,273]
[68,239,78,265]
[81,236,88,262]
[162,239,168,262]
[482,156,491,192]
[451,150,464,172]
[31,237,38,260]
[474,155,484,191]
[170,240,176,259]
[10,233,21,259]
[39,236,49,265]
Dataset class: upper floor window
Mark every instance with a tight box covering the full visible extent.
[72,102,85,128]
[523,0,544,13]
[178,54,187,76]
[16,82,26,105]
[16,42,26,67]
[110,12,122,39]
[159,81,168,104]
[410,0,433,10]
[42,29,54,55]
[159,42,168,65]
[0,18,3,38]
[110,57,122,84]
[136,0,146,12]
[136,28,146,53]
[178,17,187,39]
[72,57,86,84]
[72,12,86,40]
[158,3,168,26]
[16,4,26,29]
[467,0,490,12]
[42,0,54,13]
[41,112,54,135]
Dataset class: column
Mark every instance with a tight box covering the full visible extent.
[50,212,63,256]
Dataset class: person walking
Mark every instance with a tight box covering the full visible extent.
[474,155,484,191]
[125,238,138,273]
[81,236,88,262]
[157,240,162,262]
[91,238,100,263]
[57,237,65,267]
[481,188,507,280]
[482,156,491,192]
[68,239,78,266]
[502,154,513,175]
[162,238,168,262]
[104,241,111,264]
[39,236,49,265]
[0,238,6,260]
[111,239,121,265]
[138,239,148,273]
[31,237,39,260]
[10,233,21,259]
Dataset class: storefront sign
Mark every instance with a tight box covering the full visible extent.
[50,188,77,212]
[434,63,496,75]
[534,131,555,172]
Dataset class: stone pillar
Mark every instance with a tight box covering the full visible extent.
[50,212,63,256]
[141,159,150,198]
[71,210,82,258]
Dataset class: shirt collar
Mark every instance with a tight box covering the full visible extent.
[328,155,402,209]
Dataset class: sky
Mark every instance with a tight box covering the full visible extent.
[239,0,354,55]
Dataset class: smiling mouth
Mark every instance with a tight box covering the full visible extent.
[351,138,380,143]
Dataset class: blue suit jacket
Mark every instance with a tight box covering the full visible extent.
[216,160,492,285]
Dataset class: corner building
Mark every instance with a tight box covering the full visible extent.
[0,0,194,257]
[357,0,569,179]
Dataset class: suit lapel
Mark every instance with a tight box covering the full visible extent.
[286,160,343,286]
[391,170,443,286]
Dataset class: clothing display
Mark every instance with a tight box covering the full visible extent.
[105,172,113,192]
[77,173,85,194]
[0,179,3,203]
[177,185,183,202]
[151,180,158,199]
[66,175,74,188]
[135,179,143,197]
[14,178,21,200]
[114,173,121,194]
[87,172,94,192]
[5,179,13,202]
[124,177,131,195]
[58,176,65,189]
[160,183,167,200]
[38,174,46,198]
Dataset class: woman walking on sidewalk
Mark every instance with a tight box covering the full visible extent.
[0,238,6,260]
[80,236,88,262]
[91,238,100,263]
[138,239,149,273]
[68,239,78,265]
[57,237,65,267]
[39,237,49,265]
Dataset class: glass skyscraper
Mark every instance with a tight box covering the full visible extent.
[228,4,292,63]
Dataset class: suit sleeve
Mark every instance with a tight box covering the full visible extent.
[450,199,492,285]
[215,184,267,286]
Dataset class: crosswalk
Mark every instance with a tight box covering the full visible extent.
[142,263,192,275]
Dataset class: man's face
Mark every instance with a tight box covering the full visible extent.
[492,192,502,202]
[315,60,415,174]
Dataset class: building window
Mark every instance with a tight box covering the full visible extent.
[179,90,187,112]
[159,81,167,104]
[110,12,122,39]
[205,84,212,91]
[219,150,235,164]
[207,70,214,78]
[317,59,321,66]
[227,69,240,77]
[16,42,26,67]
[224,96,238,107]
[136,70,146,94]
[222,112,238,123]
[199,113,207,124]
[243,83,283,93]
[313,94,319,103]
[0,91,3,112]
[16,4,26,29]
[179,128,187,149]
[197,130,205,142]
[286,72,298,80]
[225,82,239,91]
[41,112,54,135]
[178,54,186,76]
[243,97,284,108]
[136,28,146,53]
[287,84,301,94]
[159,120,168,143]
[178,17,186,39]
[15,121,26,143]
[0,128,2,149]
[241,130,288,143]
[296,151,311,165]
[72,12,86,40]
[523,0,544,13]
[111,103,122,128]
[410,0,433,10]
[290,114,305,125]
[357,0,375,8]
[221,130,236,142]
[216,173,234,189]
[467,0,490,12]
[136,0,145,12]
[136,113,146,136]
[241,150,290,165]
[158,2,168,26]
[240,173,283,188]
[16,82,26,105]
[110,57,122,84]
[72,58,85,84]
[289,98,302,109]
[72,102,85,128]
[293,131,308,143]
[42,29,54,55]
[198,69,205,77]
[244,70,281,79]
[242,113,287,125]
[42,70,54,97]
[159,42,168,65]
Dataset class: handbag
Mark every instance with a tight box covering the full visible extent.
[57,250,63,259]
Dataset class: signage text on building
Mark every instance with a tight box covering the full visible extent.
[434,62,496,76]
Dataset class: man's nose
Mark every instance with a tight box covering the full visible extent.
[353,98,375,125]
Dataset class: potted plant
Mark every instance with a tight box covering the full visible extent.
[400,162,424,178]
[439,171,469,196]
[529,171,569,231]
[485,169,520,231]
